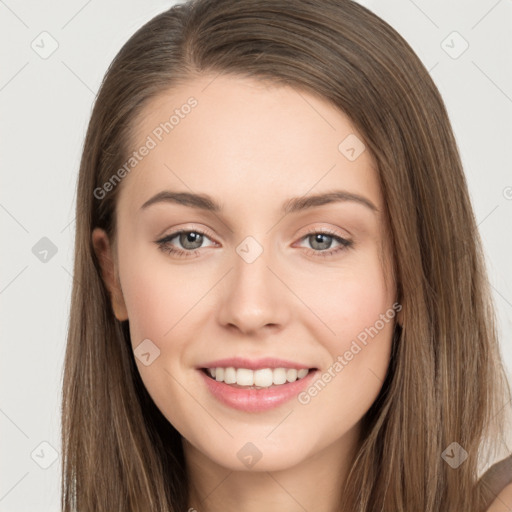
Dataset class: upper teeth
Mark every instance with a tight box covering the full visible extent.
[207,367,310,387]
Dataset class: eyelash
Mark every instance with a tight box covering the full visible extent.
[155,228,353,259]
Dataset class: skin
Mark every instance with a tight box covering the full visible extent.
[93,74,401,512]
[487,483,512,511]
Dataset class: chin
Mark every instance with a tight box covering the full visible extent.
[189,434,314,473]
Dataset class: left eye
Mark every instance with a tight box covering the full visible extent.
[298,232,351,251]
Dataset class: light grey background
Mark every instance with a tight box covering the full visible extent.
[1,1,511,510]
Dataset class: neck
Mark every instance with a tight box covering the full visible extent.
[184,424,361,512]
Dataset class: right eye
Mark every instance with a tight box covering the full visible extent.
[156,229,217,257]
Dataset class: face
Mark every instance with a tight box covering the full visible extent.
[93,74,399,473]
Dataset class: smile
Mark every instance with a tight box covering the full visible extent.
[197,358,318,412]
[204,367,311,388]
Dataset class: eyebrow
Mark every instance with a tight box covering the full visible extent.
[140,189,378,214]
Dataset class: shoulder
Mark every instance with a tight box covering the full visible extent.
[480,454,512,511]
[485,481,512,511]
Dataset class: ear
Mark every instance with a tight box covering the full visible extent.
[392,297,403,328]
[396,306,403,327]
[91,227,128,321]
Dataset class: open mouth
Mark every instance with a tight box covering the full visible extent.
[201,367,317,390]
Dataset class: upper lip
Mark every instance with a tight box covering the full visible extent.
[198,357,316,370]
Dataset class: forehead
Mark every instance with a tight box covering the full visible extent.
[119,74,382,214]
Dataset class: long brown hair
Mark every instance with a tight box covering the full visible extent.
[61,0,511,510]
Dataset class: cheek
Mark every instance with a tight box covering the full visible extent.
[117,243,206,346]
[117,257,200,421]
[298,253,394,344]
[121,272,176,345]
[295,252,396,401]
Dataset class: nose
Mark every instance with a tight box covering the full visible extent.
[216,244,291,336]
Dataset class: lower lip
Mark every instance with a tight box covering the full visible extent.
[198,369,318,412]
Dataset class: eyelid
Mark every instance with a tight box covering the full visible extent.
[293,224,351,241]
[156,224,217,242]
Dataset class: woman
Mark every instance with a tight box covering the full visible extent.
[61,0,512,510]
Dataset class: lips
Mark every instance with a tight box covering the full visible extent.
[198,357,313,371]
[197,357,318,412]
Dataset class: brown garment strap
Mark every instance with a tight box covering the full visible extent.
[477,454,512,509]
